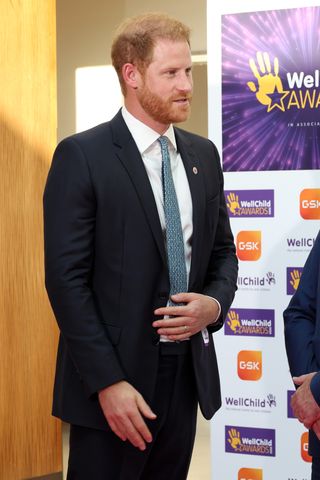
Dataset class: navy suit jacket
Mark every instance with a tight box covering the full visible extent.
[44,110,238,430]
[284,231,320,455]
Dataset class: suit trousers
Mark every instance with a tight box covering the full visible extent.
[312,457,320,480]
[67,345,198,480]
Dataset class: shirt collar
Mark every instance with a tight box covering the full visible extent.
[121,106,177,154]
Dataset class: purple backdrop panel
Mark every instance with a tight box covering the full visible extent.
[222,7,320,171]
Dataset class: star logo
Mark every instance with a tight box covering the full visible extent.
[267,88,289,112]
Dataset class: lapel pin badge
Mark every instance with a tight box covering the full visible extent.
[192,166,198,175]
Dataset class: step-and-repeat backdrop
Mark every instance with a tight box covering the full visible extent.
[208,1,320,479]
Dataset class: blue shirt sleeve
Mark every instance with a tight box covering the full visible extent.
[310,372,320,406]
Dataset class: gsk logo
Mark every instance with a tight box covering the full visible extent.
[238,468,263,480]
[301,432,312,463]
[237,350,262,381]
[237,231,261,261]
[300,189,320,219]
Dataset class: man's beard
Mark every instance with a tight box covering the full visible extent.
[137,82,192,126]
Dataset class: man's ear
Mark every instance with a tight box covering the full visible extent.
[122,63,140,90]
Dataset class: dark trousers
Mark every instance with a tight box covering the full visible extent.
[312,457,320,480]
[67,347,198,480]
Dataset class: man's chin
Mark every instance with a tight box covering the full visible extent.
[172,112,191,124]
[149,107,191,126]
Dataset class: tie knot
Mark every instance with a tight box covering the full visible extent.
[158,136,169,150]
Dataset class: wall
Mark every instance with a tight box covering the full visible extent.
[0,1,61,478]
[56,0,207,140]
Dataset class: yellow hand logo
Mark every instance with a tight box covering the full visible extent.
[226,192,240,214]
[227,310,240,332]
[247,52,284,106]
[228,428,241,450]
[290,270,301,291]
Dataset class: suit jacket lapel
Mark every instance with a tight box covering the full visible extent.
[175,128,206,290]
[110,111,167,264]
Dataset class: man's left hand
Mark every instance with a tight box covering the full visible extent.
[153,292,219,341]
[291,372,320,429]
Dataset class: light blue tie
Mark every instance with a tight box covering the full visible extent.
[158,136,188,306]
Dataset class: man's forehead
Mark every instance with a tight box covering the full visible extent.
[149,38,191,63]
[152,37,190,51]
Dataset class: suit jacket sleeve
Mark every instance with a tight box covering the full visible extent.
[284,231,320,377]
[311,372,320,405]
[201,142,238,331]
[44,137,126,398]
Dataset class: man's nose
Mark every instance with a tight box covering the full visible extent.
[177,72,193,92]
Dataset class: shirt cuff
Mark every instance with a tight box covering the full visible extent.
[310,372,320,406]
[206,296,222,324]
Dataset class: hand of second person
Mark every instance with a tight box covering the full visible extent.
[291,373,320,429]
[98,381,157,451]
[153,292,219,341]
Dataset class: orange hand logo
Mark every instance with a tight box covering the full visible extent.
[247,52,288,111]
[227,310,240,332]
[228,428,241,450]
[226,192,240,214]
[290,269,301,291]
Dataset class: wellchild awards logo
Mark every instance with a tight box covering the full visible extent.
[247,51,320,114]
[225,308,274,337]
[225,426,275,457]
[287,390,295,418]
[225,190,274,218]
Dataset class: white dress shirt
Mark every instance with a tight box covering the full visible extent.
[122,106,193,277]
[121,107,220,340]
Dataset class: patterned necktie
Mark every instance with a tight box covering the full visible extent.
[158,136,188,306]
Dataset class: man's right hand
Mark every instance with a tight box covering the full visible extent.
[98,380,157,451]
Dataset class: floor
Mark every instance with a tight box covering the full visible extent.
[62,409,211,479]
[188,413,211,479]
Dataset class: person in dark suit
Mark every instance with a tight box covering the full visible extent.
[284,231,320,480]
[44,12,238,479]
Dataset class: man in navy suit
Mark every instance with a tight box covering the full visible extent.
[44,12,238,479]
[284,232,320,479]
